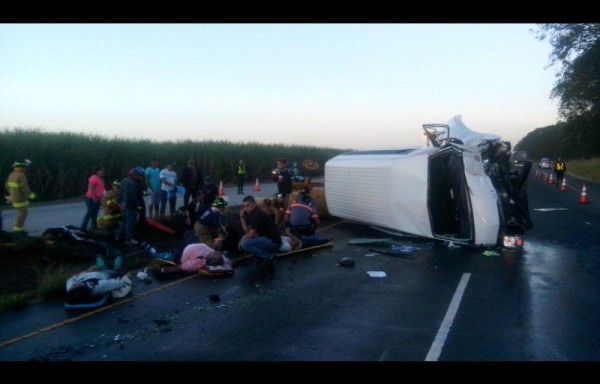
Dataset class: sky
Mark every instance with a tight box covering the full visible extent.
[0,24,559,150]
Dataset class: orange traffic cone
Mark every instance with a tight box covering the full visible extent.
[254,178,261,192]
[547,173,554,185]
[544,173,549,182]
[578,185,589,204]
[218,180,225,196]
[560,177,568,191]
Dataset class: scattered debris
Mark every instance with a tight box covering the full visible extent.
[364,253,377,257]
[136,267,149,281]
[338,258,355,267]
[366,271,386,278]
[482,250,500,257]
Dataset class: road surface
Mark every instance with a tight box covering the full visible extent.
[0,173,599,361]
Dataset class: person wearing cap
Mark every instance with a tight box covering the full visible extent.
[5,159,36,234]
[180,158,204,207]
[193,196,228,250]
[296,186,318,212]
[284,187,331,249]
[98,180,122,229]
[81,166,106,232]
[115,167,145,245]
[159,162,178,216]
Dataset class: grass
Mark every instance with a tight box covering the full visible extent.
[36,265,77,300]
[567,157,600,184]
[0,292,33,313]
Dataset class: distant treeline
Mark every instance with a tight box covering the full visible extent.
[0,128,347,202]
[515,118,600,161]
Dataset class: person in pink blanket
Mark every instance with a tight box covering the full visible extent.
[180,243,232,272]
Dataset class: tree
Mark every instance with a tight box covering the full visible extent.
[536,24,600,122]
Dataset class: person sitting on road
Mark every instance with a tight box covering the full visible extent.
[65,265,132,304]
[239,195,282,264]
[193,196,228,250]
[284,187,331,249]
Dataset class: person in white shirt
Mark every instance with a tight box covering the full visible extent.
[159,162,178,216]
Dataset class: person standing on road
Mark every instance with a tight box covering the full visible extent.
[554,157,566,188]
[159,162,178,216]
[115,167,145,245]
[180,158,203,207]
[236,159,247,195]
[5,159,36,235]
[273,158,292,200]
[145,160,161,218]
[81,166,105,232]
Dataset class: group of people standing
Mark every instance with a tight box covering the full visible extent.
[78,159,243,244]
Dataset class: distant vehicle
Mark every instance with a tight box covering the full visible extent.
[324,116,533,250]
[538,158,551,169]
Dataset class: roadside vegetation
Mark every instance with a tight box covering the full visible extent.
[516,25,600,177]
[566,157,600,184]
[0,128,347,202]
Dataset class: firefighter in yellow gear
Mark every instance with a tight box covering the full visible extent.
[97,180,122,229]
[5,159,36,234]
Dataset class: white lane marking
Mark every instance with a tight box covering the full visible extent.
[425,272,471,361]
[533,208,569,212]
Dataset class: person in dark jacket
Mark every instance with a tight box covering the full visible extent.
[273,158,292,199]
[115,167,145,245]
[198,175,219,213]
[180,159,203,206]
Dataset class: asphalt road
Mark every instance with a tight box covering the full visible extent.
[0,172,599,361]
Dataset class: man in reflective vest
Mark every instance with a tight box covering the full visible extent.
[5,159,36,234]
[236,160,247,195]
[554,157,566,188]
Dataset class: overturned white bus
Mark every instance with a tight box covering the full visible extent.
[324,116,533,249]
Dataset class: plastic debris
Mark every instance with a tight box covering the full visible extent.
[482,250,500,257]
[390,244,417,253]
[447,241,460,249]
[366,271,386,278]
[364,253,377,257]
[136,267,148,281]
[338,258,355,267]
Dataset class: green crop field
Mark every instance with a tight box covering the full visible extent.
[1,128,347,202]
